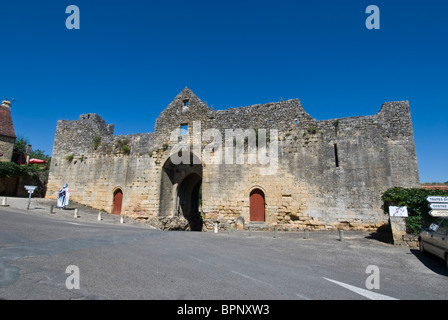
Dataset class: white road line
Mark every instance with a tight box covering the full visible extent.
[191,257,312,300]
[231,270,312,300]
[295,293,312,300]
[56,221,103,228]
[231,270,270,285]
[61,222,86,226]
[323,277,398,300]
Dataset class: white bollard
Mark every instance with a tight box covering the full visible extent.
[214,222,218,233]
[74,208,79,218]
[1,197,8,207]
[120,215,124,224]
[339,229,344,242]
[98,212,102,221]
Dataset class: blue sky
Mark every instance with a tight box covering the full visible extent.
[1,0,447,183]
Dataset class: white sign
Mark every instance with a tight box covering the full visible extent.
[24,185,38,194]
[429,203,448,210]
[389,206,408,217]
[426,196,448,203]
[429,210,448,218]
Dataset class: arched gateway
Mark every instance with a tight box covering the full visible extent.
[159,152,203,231]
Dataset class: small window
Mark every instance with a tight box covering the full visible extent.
[334,144,339,168]
[183,99,189,106]
[180,124,188,135]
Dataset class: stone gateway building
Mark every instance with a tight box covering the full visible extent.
[46,88,420,231]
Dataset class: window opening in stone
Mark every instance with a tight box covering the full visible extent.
[334,143,339,168]
[181,124,188,135]
[183,99,189,106]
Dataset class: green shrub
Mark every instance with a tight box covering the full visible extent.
[382,187,448,234]
[117,139,131,155]
[0,162,40,178]
[93,133,101,150]
[121,145,131,154]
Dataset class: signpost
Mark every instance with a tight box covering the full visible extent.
[24,185,38,210]
[389,206,408,217]
[388,206,408,245]
[428,210,448,218]
[426,196,448,218]
[428,203,448,210]
[426,196,448,203]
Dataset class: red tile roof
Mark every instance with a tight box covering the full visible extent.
[421,186,448,191]
[0,103,16,138]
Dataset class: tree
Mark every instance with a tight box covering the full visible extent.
[13,135,51,168]
[13,135,29,153]
[29,149,51,163]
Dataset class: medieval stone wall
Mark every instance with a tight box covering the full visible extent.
[46,88,420,231]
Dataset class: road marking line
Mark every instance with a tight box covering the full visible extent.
[62,222,86,226]
[323,277,398,300]
[295,293,312,300]
[231,270,268,285]
[232,271,312,300]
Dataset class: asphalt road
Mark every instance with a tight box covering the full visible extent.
[0,206,447,301]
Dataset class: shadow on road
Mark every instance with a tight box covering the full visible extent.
[365,230,393,245]
[409,249,448,277]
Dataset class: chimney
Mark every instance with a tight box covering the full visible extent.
[1,99,11,108]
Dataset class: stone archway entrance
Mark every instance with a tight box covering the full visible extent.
[159,153,203,231]
[178,173,202,231]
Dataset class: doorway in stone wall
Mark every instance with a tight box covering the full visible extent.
[250,188,265,222]
[178,173,202,231]
[159,152,203,231]
[113,188,123,215]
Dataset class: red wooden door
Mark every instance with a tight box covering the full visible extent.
[250,189,265,222]
[113,190,123,215]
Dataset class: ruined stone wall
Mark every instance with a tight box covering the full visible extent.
[47,88,420,231]
[0,136,15,162]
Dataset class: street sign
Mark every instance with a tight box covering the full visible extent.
[429,210,448,218]
[389,206,408,217]
[24,186,38,210]
[426,196,448,203]
[24,185,38,194]
[428,203,448,210]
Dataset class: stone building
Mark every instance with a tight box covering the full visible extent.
[46,88,420,231]
[0,99,16,162]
